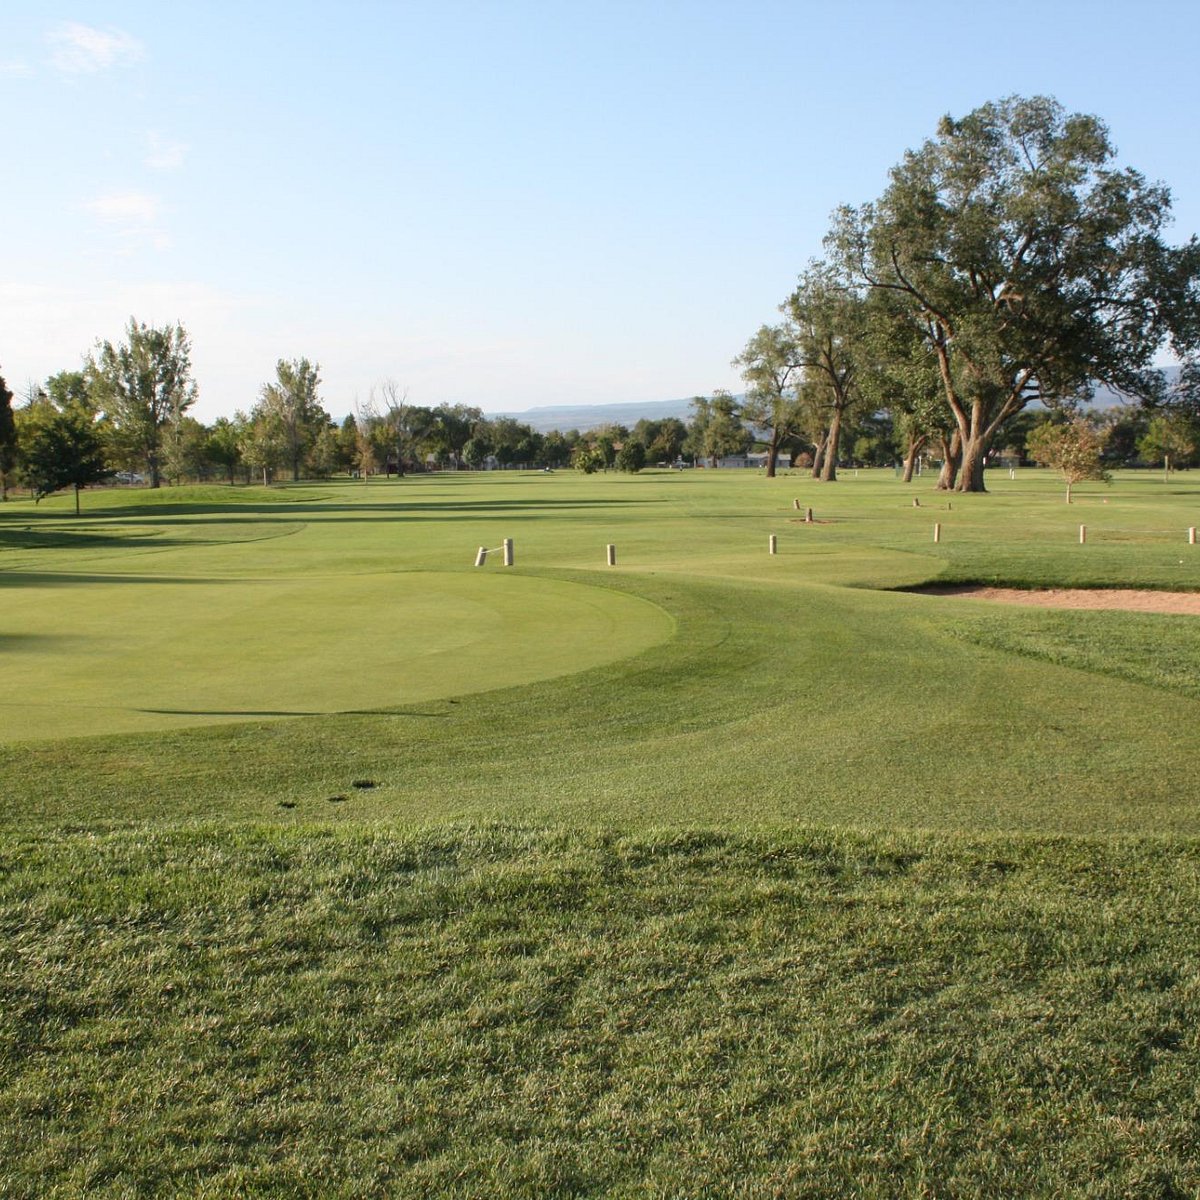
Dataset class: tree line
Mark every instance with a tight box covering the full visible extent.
[5,96,1198,505]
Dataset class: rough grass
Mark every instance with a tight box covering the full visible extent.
[3,824,1199,1199]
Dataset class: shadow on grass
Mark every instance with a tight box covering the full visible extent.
[136,707,449,718]
[76,497,665,521]
[0,572,231,589]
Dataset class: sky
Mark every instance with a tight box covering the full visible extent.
[3,0,1199,424]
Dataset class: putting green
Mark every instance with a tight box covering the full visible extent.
[0,570,673,742]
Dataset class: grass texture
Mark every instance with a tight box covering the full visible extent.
[4,825,1199,1199]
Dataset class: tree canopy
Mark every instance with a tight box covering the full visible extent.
[90,319,197,489]
[828,95,1200,491]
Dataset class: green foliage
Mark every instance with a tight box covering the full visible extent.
[89,318,197,489]
[686,390,750,465]
[1026,417,1110,500]
[1138,412,1197,471]
[614,439,646,472]
[734,324,804,477]
[830,95,1200,490]
[19,398,109,512]
[258,358,328,481]
[784,263,872,481]
[573,444,605,473]
[0,368,16,497]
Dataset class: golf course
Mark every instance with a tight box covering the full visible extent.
[4,466,1200,1197]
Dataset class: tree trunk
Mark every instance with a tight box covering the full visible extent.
[821,411,842,482]
[74,484,81,516]
[1065,482,1072,504]
[901,433,927,484]
[765,427,779,478]
[936,430,961,491]
[811,434,826,479]
[955,434,988,493]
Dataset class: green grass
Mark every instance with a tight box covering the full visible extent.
[4,825,1200,1199]
[3,467,1200,1194]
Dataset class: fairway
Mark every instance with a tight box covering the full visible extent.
[4,468,1200,1197]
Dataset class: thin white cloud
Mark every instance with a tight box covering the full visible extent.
[0,60,34,77]
[47,23,144,74]
[82,191,170,252]
[145,132,188,171]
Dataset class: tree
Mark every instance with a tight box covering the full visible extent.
[371,379,411,476]
[831,95,1200,492]
[335,414,360,474]
[634,417,687,465]
[90,318,197,488]
[1026,417,1110,502]
[429,404,483,468]
[239,408,286,485]
[0,368,16,500]
[734,324,804,478]
[260,358,326,481]
[685,392,750,467]
[162,416,210,484]
[784,264,871,482]
[1138,413,1197,476]
[21,396,109,514]
[573,444,605,474]
[204,417,244,484]
[615,439,646,473]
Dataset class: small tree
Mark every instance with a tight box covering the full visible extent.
[1026,418,1110,503]
[1138,413,1196,477]
[22,401,110,514]
[573,445,605,474]
[615,440,646,473]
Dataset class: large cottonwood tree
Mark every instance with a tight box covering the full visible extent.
[831,95,1200,491]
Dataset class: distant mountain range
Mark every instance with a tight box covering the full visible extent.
[487,398,698,434]
[487,368,1183,434]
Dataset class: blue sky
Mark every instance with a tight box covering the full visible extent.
[3,0,1199,422]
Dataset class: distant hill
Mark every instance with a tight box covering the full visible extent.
[487,398,698,434]
[486,368,1182,433]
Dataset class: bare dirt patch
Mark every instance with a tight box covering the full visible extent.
[915,585,1200,615]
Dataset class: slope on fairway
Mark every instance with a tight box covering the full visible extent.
[0,571,673,742]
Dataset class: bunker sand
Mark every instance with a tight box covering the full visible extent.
[919,585,1200,615]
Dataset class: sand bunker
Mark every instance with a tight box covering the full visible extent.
[917,585,1200,615]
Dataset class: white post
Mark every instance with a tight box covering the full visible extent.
[503,538,513,566]
[912,497,920,507]
[768,534,777,555]
[805,507,813,524]
[606,543,616,566]
[1079,525,1087,544]
[1190,527,1197,546]
[793,498,800,510]
[475,547,488,566]
[933,523,941,544]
